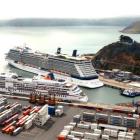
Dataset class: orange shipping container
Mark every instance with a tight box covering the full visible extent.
[57,135,66,140]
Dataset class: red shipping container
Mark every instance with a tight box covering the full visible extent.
[23,109,31,116]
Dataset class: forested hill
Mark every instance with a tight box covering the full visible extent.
[92,36,140,75]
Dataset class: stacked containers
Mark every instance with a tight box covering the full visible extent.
[118,131,126,140]
[94,129,102,135]
[91,123,98,130]
[104,129,111,136]
[0,105,5,113]
[102,134,109,140]
[34,104,50,126]
[118,131,134,140]
[73,115,81,123]
[110,130,118,137]
[82,112,95,123]
[123,117,137,128]
[96,113,108,124]
[84,132,97,139]
[77,123,90,129]
[70,131,84,137]
[0,104,22,124]
[109,115,123,126]
[24,119,32,129]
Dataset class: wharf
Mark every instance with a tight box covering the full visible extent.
[99,76,139,90]
[0,98,140,140]
[0,94,137,114]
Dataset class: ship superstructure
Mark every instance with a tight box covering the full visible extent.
[0,73,88,102]
[6,46,103,88]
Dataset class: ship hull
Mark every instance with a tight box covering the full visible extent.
[7,59,104,89]
[0,88,88,102]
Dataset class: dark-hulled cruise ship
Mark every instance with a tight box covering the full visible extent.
[5,46,103,88]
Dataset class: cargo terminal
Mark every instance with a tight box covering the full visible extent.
[0,95,140,140]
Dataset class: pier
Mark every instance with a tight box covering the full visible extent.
[99,76,140,90]
[0,94,136,114]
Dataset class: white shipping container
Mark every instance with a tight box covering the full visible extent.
[64,125,74,131]
[126,132,134,137]
[24,119,32,129]
[104,129,111,136]
[125,135,133,140]
[94,129,101,135]
[57,105,64,110]
[69,122,76,127]
[71,131,84,137]
[77,123,90,129]
[67,134,74,139]
[55,109,63,116]
[91,133,100,140]
[60,130,69,136]
[72,138,80,140]
[91,123,98,130]
[133,114,139,118]
[118,134,125,140]
[84,132,96,139]
[110,130,118,137]
[119,132,126,136]
[38,105,48,116]
[102,134,109,140]
[35,114,49,126]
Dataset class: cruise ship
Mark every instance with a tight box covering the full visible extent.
[5,46,103,88]
[0,72,88,102]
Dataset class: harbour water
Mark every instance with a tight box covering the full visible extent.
[0,26,140,104]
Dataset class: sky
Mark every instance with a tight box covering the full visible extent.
[0,0,140,19]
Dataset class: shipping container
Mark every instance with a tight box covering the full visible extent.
[70,131,84,137]
[12,127,23,136]
[23,109,31,116]
[24,119,32,129]
[91,123,98,130]
[84,132,96,139]
[73,115,81,123]
[102,134,109,140]
[64,125,74,131]
[2,114,18,126]
[77,123,90,129]
[48,106,55,116]
[2,121,16,133]
[23,105,31,111]
[69,122,76,127]
[82,112,95,123]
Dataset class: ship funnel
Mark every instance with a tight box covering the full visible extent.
[56,47,61,54]
[72,50,77,57]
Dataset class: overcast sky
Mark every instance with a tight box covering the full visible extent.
[0,0,140,19]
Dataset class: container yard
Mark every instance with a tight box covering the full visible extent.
[57,111,139,140]
[0,97,140,140]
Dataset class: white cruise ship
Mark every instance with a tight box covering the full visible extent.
[0,72,88,102]
[5,46,103,88]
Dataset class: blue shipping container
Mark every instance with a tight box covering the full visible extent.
[48,106,55,115]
